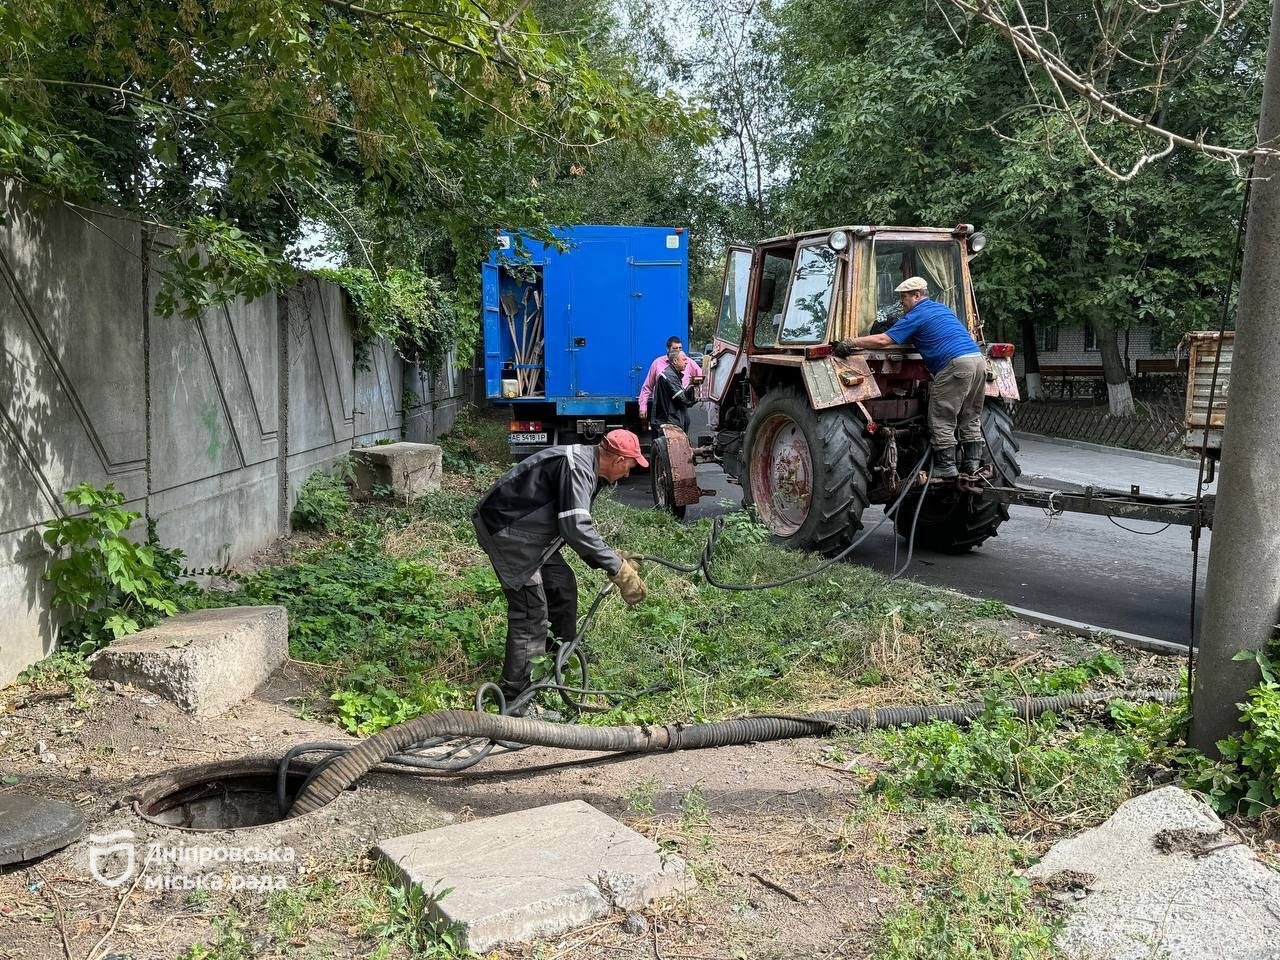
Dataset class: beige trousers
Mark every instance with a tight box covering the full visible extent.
[928,354,986,448]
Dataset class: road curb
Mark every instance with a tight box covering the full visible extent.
[1012,432,1195,468]
[1005,605,1191,657]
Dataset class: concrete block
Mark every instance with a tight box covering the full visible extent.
[1027,786,1280,959]
[89,606,287,716]
[375,799,693,952]
[352,442,442,500]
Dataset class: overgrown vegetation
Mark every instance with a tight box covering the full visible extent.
[1189,647,1280,817]
[41,483,200,655]
[316,266,473,369]
[866,802,1059,960]
[289,464,354,532]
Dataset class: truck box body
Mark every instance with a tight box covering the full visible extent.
[483,226,689,453]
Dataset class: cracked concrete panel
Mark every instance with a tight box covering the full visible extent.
[1027,786,1280,960]
[351,441,443,501]
[89,606,287,716]
[375,799,693,952]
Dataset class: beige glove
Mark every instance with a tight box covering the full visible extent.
[619,550,646,567]
[610,559,647,605]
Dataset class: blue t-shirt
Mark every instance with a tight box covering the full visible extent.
[884,298,981,374]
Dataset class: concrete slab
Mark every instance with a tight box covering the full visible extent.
[352,441,442,501]
[89,606,287,716]
[1027,786,1280,960]
[375,799,693,952]
[0,793,86,865]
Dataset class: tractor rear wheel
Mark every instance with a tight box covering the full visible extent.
[741,386,872,554]
[895,400,1021,553]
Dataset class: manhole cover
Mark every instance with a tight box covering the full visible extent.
[0,792,86,865]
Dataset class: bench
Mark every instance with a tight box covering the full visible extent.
[1034,364,1104,398]
[1135,358,1186,375]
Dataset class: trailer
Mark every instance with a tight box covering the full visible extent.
[482,226,690,455]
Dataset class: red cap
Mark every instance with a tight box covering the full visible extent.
[602,429,648,467]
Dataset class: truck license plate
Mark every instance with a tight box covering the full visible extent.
[508,432,548,444]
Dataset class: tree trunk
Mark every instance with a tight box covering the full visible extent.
[1020,315,1042,400]
[1091,313,1135,416]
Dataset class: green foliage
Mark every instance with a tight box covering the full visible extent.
[154,218,295,320]
[330,662,462,737]
[42,483,192,655]
[872,805,1058,960]
[769,0,1267,347]
[375,868,471,959]
[234,525,504,733]
[317,266,473,369]
[987,651,1125,696]
[0,0,695,323]
[874,691,1181,826]
[1188,649,1280,817]
[290,467,352,532]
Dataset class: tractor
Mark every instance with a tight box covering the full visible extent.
[651,225,1022,554]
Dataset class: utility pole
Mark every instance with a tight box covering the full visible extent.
[1189,0,1280,754]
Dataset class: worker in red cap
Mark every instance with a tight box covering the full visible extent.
[472,429,649,712]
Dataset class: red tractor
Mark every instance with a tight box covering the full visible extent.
[651,225,1022,554]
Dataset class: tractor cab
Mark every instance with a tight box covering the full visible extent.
[653,225,1021,555]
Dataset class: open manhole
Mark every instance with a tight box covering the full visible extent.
[134,758,348,831]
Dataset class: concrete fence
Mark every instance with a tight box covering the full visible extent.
[0,184,464,684]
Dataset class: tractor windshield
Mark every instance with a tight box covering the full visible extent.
[779,243,838,344]
[858,238,968,335]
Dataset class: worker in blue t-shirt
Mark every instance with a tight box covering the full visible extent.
[834,276,985,480]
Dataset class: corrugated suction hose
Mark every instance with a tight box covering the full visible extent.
[286,688,1177,818]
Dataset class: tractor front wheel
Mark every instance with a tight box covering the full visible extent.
[895,400,1021,553]
[741,386,872,554]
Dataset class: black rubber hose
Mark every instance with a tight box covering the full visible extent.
[285,687,1176,817]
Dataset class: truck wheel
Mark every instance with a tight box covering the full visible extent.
[896,400,1021,553]
[742,386,871,554]
[649,434,687,520]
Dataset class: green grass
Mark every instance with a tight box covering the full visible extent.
[866,800,1061,960]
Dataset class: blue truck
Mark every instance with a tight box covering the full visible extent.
[482,225,690,455]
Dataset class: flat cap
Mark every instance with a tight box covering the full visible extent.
[894,276,929,293]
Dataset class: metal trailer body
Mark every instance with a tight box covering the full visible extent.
[482,226,691,455]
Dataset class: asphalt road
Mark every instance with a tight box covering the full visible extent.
[616,408,1213,645]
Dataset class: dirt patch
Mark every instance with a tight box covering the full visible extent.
[0,617,1184,959]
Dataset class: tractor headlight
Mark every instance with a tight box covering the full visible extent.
[970,232,988,254]
[828,230,849,252]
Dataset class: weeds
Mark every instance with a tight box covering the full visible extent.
[290,463,353,531]
[872,691,1188,834]
[872,803,1059,960]
[42,483,198,655]
[375,865,471,958]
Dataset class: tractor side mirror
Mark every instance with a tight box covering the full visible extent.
[757,276,777,314]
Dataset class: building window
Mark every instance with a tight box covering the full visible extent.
[1084,322,1098,351]
[1038,326,1059,352]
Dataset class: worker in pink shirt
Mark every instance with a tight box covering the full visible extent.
[638,336,702,422]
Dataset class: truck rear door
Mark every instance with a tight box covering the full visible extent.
[630,252,686,394]
[568,239,630,397]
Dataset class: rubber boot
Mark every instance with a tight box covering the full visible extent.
[960,441,985,478]
[931,445,959,480]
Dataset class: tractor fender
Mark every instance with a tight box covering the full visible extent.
[657,424,704,507]
[801,355,882,410]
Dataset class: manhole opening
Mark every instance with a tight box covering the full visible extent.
[135,759,347,832]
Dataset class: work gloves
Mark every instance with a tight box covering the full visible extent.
[610,559,647,605]
[832,339,855,358]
